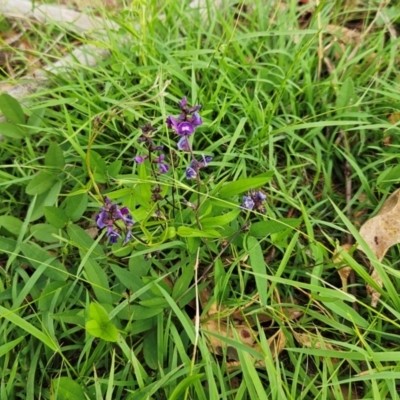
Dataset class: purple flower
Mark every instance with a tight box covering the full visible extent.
[256,191,266,201]
[177,122,195,136]
[95,197,135,244]
[240,196,255,210]
[108,229,121,244]
[159,163,169,174]
[179,97,188,109]
[167,98,203,143]
[151,145,164,151]
[123,230,132,245]
[177,136,191,152]
[134,155,148,163]
[200,154,212,167]
[153,154,169,174]
[185,154,212,180]
[189,112,202,127]
[123,214,134,244]
[167,117,195,136]
[239,190,267,213]
[178,97,201,114]
[188,105,202,114]
[186,167,197,179]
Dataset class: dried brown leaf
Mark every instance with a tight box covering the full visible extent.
[201,318,286,368]
[201,319,256,357]
[253,328,286,362]
[326,24,361,45]
[388,112,400,125]
[359,188,400,306]
[293,331,339,363]
[85,227,98,239]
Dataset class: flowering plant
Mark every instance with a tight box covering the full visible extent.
[94,96,268,251]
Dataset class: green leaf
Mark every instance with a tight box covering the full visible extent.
[67,224,105,258]
[26,107,45,134]
[108,160,122,176]
[38,281,67,311]
[26,171,57,195]
[377,164,400,190]
[44,206,69,229]
[172,264,194,300]
[247,236,267,306]
[31,223,61,243]
[0,237,16,254]
[0,337,24,358]
[45,142,65,170]
[64,193,88,221]
[52,309,85,326]
[29,181,62,222]
[201,209,240,228]
[219,173,274,198]
[110,264,148,296]
[249,218,302,238]
[322,300,369,328]
[51,377,85,400]
[86,303,118,342]
[169,374,204,400]
[131,305,163,320]
[0,122,25,139]
[84,258,113,304]
[143,330,158,370]
[89,150,107,176]
[0,305,58,351]
[20,242,68,281]
[336,77,357,112]
[89,301,110,322]
[0,216,23,236]
[0,93,25,124]
[177,226,221,238]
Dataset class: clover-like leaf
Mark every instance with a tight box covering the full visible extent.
[85,303,118,342]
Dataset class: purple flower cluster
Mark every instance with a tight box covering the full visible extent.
[166,97,213,180]
[95,197,134,244]
[134,123,169,174]
[166,97,203,153]
[240,190,267,214]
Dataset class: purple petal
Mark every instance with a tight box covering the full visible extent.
[123,230,132,245]
[201,154,212,167]
[190,159,200,169]
[179,97,187,109]
[190,112,202,127]
[177,122,195,136]
[120,207,130,215]
[96,211,107,229]
[166,116,179,131]
[177,136,191,152]
[188,105,202,114]
[108,230,120,244]
[125,214,134,225]
[159,163,169,174]
[256,191,267,201]
[186,167,197,179]
[240,196,255,210]
[134,155,147,163]
[153,153,166,163]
